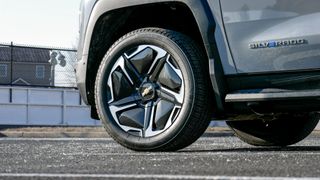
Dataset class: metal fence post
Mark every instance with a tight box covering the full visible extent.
[10,42,13,86]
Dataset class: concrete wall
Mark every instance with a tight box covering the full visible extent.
[0,86,100,126]
[0,86,319,130]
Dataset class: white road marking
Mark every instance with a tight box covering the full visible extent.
[0,173,318,180]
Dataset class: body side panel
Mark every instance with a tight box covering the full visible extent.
[220,0,320,73]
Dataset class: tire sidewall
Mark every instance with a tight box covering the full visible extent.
[95,30,196,150]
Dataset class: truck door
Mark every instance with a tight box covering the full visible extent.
[220,0,320,73]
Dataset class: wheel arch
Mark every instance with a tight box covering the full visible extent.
[77,0,227,117]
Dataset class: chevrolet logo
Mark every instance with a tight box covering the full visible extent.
[141,86,153,97]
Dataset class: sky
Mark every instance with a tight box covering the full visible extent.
[0,0,81,48]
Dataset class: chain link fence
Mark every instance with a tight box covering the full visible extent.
[0,42,77,88]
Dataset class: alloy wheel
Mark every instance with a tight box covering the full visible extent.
[107,45,185,137]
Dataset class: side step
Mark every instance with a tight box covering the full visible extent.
[225,89,320,102]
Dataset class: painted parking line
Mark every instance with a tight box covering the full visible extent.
[0,173,318,180]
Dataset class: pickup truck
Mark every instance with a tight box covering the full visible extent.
[76,0,320,151]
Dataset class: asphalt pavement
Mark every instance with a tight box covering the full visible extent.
[0,131,320,179]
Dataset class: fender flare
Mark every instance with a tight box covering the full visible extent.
[77,0,227,113]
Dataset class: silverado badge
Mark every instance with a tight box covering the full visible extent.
[249,39,307,49]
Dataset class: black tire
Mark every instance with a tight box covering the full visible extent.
[227,113,319,146]
[95,28,212,151]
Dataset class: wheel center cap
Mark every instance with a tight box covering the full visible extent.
[139,83,156,101]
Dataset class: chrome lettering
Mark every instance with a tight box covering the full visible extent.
[249,39,307,49]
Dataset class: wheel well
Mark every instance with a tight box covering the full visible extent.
[86,2,209,106]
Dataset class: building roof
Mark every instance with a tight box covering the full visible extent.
[0,46,50,63]
[12,78,31,85]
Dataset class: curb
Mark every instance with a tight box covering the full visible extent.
[0,127,232,138]
[0,127,106,138]
[0,131,110,138]
[1,126,319,138]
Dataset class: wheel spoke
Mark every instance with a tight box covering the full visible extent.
[108,55,145,103]
[146,46,167,75]
[149,54,167,82]
[157,58,182,92]
[142,102,154,137]
[110,93,141,107]
[128,47,156,75]
[123,56,144,85]
[118,107,145,129]
[110,69,134,101]
[108,56,135,103]
[109,94,143,133]
[110,102,143,135]
[157,87,183,106]
[154,100,175,131]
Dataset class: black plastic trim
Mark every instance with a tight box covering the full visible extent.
[226,70,320,91]
[226,89,320,102]
[227,68,320,78]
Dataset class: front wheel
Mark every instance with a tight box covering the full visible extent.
[95,28,212,151]
[227,113,319,146]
